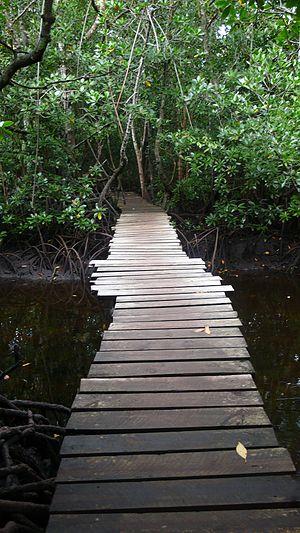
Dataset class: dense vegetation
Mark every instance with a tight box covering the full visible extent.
[0,0,299,248]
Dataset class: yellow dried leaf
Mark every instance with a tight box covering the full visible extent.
[194,328,205,333]
[236,441,247,462]
[204,325,211,335]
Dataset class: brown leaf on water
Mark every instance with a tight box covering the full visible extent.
[204,325,211,335]
[236,441,248,462]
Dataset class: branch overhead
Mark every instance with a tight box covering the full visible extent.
[0,0,55,91]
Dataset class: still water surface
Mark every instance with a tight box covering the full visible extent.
[0,275,299,469]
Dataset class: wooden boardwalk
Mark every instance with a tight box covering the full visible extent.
[48,194,299,531]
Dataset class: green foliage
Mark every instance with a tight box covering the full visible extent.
[0,0,299,243]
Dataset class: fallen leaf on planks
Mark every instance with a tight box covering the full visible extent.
[204,325,211,335]
[194,328,205,333]
[236,441,248,462]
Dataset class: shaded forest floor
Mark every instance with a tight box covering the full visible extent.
[1,228,299,282]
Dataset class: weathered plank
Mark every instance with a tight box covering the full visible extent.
[51,476,298,513]
[113,310,238,321]
[95,347,249,361]
[60,427,278,456]
[80,374,256,392]
[100,337,247,351]
[103,327,243,341]
[88,360,253,377]
[110,318,242,329]
[71,390,262,410]
[47,508,300,533]
[116,291,227,301]
[57,448,294,483]
[67,407,270,432]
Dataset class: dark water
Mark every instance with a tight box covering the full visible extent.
[0,275,299,469]
[224,272,300,470]
[0,282,113,407]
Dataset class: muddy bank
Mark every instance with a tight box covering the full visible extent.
[0,232,111,282]
[177,229,300,273]
[1,229,299,281]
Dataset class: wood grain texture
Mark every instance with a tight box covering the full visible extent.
[57,448,294,483]
[80,374,256,392]
[67,407,270,432]
[88,360,253,377]
[100,337,247,351]
[50,475,299,513]
[95,347,249,361]
[47,508,300,533]
[71,390,262,410]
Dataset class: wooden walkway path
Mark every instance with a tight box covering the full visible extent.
[48,194,299,531]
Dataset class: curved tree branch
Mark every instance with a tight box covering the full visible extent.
[0,0,55,91]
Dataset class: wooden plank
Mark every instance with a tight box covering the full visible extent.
[57,448,294,483]
[60,427,278,457]
[95,265,206,272]
[80,374,256,392]
[67,407,270,432]
[110,318,242,329]
[100,337,246,352]
[91,272,221,288]
[95,347,249,361]
[88,360,253,378]
[96,270,206,277]
[50,475,298,513]
[71,390,262,411]
[115,298,231,309]
[116,292,228,301]
[113,310,238,321]
[103,327,243,341]
[90,259,205,265]
[94,286,234,296]
[93,271,211,279]
[47,508,300,533]
[114,304,234,314]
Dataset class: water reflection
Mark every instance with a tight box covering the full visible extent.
[225,272,300,470]
[0,282,113,406]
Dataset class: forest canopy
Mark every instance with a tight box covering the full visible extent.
[0,0,299,246]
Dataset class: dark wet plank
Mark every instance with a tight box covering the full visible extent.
[57,448,294,483]
[51,475,299,513]
[47,508,300,533]
[61,426,277,456]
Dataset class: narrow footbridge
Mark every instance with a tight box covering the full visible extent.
[48,194,299,531]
